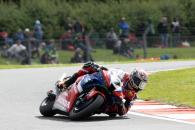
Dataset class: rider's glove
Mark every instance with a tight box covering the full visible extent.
[117,100,132,116]
[124,100,131,108]
[100,66,108,71]
[55,76,71,90]
[83,61,108,71]
[118,103,128,116]
[55,80,66,89]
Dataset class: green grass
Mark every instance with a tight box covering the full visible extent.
[1,47,195,66]
[0,64,75,69]
[59,47,195,63]
[0,57,19,65]
[136,47,195,59]
[58,49,132,63]
[90,49,133,61]
[139,67,195,107]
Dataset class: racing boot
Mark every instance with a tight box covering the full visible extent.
[46,80,65,100]
[47,90,56,100]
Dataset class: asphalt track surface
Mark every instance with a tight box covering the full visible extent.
[1,61,195,130]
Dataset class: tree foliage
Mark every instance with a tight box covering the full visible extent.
[0,0,195,38]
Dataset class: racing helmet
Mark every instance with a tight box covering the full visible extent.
[125,68,148,91]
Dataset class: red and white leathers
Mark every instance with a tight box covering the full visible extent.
[106,68,137,115]
[64,62,103,87]
[60,62,137,115]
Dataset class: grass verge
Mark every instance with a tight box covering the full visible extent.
[140,47,195,59]
[139,67,195,107]
[0,64,80,69]
[1,47,195,65]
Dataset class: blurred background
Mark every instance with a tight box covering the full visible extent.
[0,0,195,65]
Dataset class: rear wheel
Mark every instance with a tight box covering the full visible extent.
[108,113,117,118]
[39,97,55,117]
[69,94,104,120]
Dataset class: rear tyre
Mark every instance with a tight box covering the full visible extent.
[39,97,55,117]
[108,113,117,118]
[69,94,104,120]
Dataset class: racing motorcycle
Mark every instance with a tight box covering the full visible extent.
[39,70,125,120]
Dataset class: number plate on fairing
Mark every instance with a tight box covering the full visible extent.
[53,92,70,112]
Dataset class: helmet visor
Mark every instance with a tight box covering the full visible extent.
[132,76,141,88]
[139,81,147,90]
[132,76,147,90]
[125,78,147,91]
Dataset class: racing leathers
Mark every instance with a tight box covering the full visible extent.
[58,62,137,115]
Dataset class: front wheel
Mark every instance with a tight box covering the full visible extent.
[69,94,104,120]
[39,97,55,117]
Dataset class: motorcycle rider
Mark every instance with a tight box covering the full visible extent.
[49,61,148,116]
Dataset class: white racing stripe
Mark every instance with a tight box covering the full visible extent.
[157,114,195,120]
[128,111,195,125]
[149,66,195,73]
[131,104,177,110]
[130,100,195,125]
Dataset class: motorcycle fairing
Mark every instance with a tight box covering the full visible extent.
[53,83,79,113]
[85,88,105,101]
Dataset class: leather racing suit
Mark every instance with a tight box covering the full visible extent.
[62,62,137,115]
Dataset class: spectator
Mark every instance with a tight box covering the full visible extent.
[106,28,119,49]
[0,29,12,57]
[33,19,44,43]
[142,18,155,58]
[113,40,121,54]
[24,28,31,40]
[70,32,92,63]
[40,39,58,64]
[73,20,84,34]
[24,28,35,45]
[73,33,85,49]
[63,17,73,32]
[157,17,169,48]
[40,52,50,64]
[136,21,146,48]
[88,28,100,47]
[70,48,84,63]
[76,32,94,62]
[118,17,132,57]
[0,29,14,61]
[60,29,74,50]
[73,33,88,59]
[6,40,27,63]
[31,39,41,58]
[118,17,130,38]
[0,29,8,48]
[14,28,25,42]
[171,17,181,47]
[23,28,35,64]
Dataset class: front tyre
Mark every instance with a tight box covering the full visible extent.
[39,97,55,117]
[69,94,104,120]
